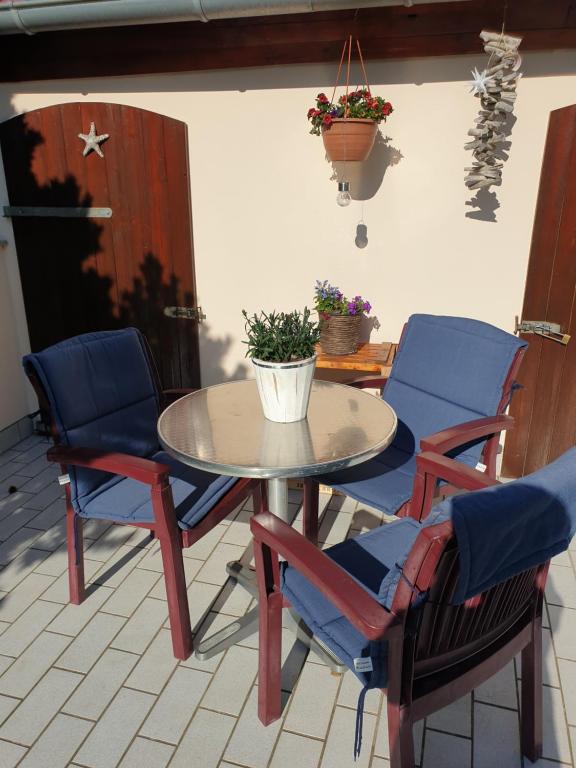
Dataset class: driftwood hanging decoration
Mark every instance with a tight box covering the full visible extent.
[464,30,522,191]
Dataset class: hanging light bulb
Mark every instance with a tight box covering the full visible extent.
[336,181,351,207]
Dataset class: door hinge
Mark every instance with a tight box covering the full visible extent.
[164,306,206,322]
[515,316,570,345]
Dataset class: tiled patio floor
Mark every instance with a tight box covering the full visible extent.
[0,435,574,768]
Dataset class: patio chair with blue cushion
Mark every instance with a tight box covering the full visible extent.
[303,314,527,540]
[23,328,263,660]
[252,448,576,767]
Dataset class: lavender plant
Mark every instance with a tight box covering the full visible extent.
[242,308,320,363]
[314,280,372,316]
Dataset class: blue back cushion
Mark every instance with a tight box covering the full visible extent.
[23,329,160,511]
[384,315,526,460]
[424,447,576,603]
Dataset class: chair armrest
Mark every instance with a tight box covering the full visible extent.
[250,512,398,641]
[417,452,500,492]
[420,415,514,454]
[348,376,389,390]
[47,446,171,486]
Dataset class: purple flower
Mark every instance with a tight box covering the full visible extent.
[363,301,372,313]
[348,302,357,315]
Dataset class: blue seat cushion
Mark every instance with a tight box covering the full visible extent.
[281,517,421,688]
[81,451,237,531]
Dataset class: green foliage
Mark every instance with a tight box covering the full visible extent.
[242,308,321,363]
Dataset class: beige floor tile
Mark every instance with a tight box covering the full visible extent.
[169,707,236,768]
[225,687,283,768]
[0,548,51,591]
[270,731,323,768]
[39,558,102,604]
[30,519,68,551]
[0,599,62,657]
[212,579,254,618]
[148,557,201,599]
[183,523,226,561]
[542,684,572,763]
[25,498,65,531]
[473,702,521,768]
[0,527,48,565]
[0,491,34,521]
[56,611,126,673]
[320,705,376,768]
[140,666,211,744]
[63,648,139,720]
[89,544,147,588]
[337,670,382,715]
[74,687,155,768]
[475,662,518,710]
[201,645,258,717]
[318,507,354,546]
[0,506,42,542]
[196,543,247,587]
[125,628,178,694]
[549,606,576,660]
[370,758,391,768]
[547,565,576,609]
[82,525,140,562]
[0,739,27,767]
[181,580,221,633]
[47,585,113,636]
[0,572,55,622]
[427,694,472,737]
[111,597,167,655]
[23,482,63,511]
[0,694,19,726]
[118,736,174,768]
[422,730,471,768]
[0,631,71,697]
[221,513,253,547]
[373,704,424,763]
[284,661,341,740]
[558,659,576,726]
[0,668,82,746]
[18,713,93,768]
[100,567,161,617]
[33,542,75,577]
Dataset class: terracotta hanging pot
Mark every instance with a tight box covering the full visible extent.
[321,118,378,162]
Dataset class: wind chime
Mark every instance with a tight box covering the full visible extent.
[464,29,523,191]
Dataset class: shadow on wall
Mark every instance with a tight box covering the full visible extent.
[329,132,404,201]
[0,114,234,389]
[198,321,249,386]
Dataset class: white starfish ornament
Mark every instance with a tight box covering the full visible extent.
[78,122,109,158]
[468,67,495,97]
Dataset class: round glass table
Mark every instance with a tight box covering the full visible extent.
[158,378,397,660]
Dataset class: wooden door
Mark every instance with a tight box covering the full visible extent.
[502,105,576,477]
[0,102,200,389]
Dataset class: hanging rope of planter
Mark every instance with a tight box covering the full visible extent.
[307,37,393,163]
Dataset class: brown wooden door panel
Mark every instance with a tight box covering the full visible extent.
[503,105,576,476]
[0,102,200,389]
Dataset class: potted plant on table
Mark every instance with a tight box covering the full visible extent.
[314,280,372,355]
[242,308,321,423]
[307,89,393,162]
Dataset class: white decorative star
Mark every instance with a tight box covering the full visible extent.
[78,122,109,158]
[468,67,495,97]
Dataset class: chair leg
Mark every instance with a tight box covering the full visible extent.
[303,479,319,545]
[521,627,543,762]
[388,702,415,768]
[66,506,85,604]
[258,590,283,726]
[152,483,193,661]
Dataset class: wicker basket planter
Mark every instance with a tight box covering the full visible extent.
[321,118,378,162]
[319,313,362,355]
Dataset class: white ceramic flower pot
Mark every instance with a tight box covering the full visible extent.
[252,355,316,423]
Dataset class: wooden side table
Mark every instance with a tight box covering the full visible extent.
[315,341,398,377]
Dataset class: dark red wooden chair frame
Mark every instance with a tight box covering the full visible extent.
[26,365,264,661]
[302,331,526,542]
[252,451,546,768]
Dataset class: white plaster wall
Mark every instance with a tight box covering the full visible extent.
[1,51,575,427]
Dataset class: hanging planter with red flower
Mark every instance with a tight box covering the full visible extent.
[307,37,393,163]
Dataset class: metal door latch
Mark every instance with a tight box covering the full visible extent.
[164,306,206,322]
[515,316,570,345]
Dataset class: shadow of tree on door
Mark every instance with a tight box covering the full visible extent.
[1,112,247,389]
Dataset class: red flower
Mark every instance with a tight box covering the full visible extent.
[382,102,393,116]
[307,108,316,118]
[322,114,333,126]
[339,94,347,105]
[313,109,321,117]
[317,93,329,104]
